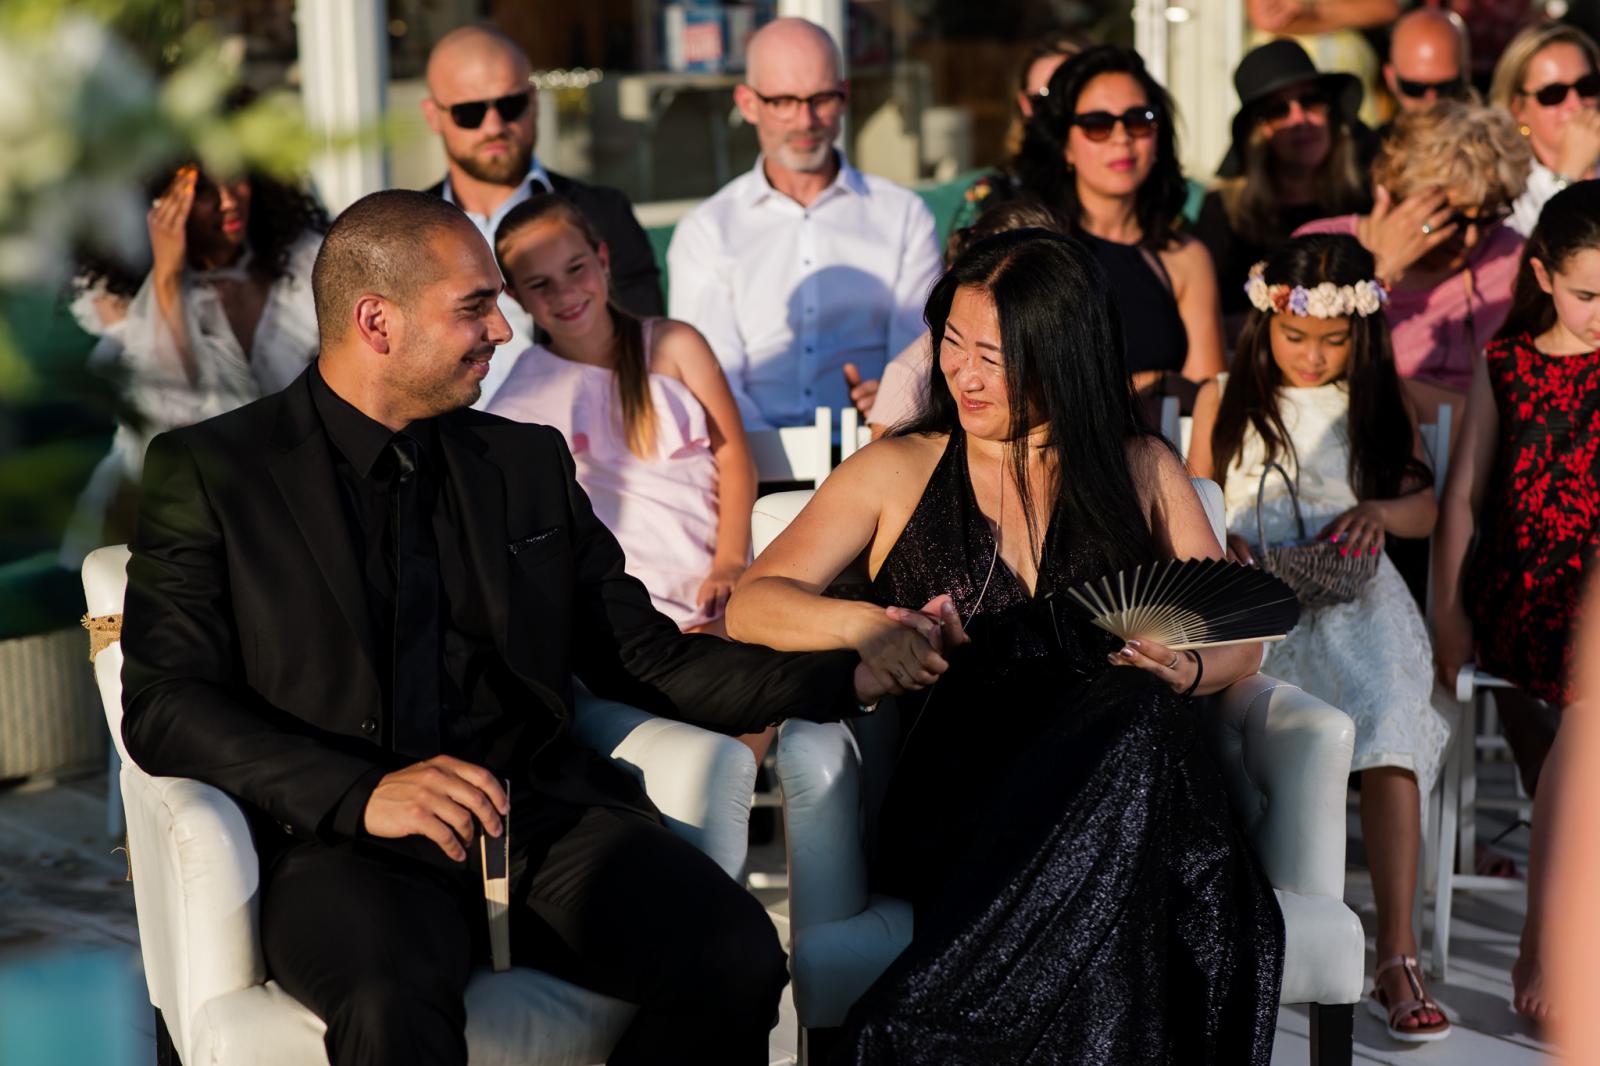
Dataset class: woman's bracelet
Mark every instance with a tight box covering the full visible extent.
[1180,649,1204,698]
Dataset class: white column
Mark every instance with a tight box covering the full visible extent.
[295,0,390,214]
[1162,0,1246,181]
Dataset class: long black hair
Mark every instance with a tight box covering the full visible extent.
[1212,233,1430,501]
[1011,45,1188,252]
[897,228,1163,572]
[1496,180,1600,342]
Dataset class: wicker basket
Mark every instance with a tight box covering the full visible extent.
[0,626,104,781]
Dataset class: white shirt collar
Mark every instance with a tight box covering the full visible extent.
[441,157,555,227]
[741,151,868,208]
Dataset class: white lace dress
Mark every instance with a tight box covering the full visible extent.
[1221,382,1452,793]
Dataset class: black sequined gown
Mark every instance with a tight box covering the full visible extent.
[834,433,1284,1065]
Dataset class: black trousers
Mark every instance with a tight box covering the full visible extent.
[260,798,787,1066]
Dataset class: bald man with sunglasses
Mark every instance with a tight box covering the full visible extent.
[421,25,662,405]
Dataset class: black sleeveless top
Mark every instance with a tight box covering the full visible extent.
[1080,231,1189,375]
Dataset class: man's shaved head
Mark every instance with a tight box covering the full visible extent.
[745,17,841,91]
[311,189,481,346]
[423,25,536,187]
[1388,8,1469,110]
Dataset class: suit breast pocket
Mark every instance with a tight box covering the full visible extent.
[509,526,570,571]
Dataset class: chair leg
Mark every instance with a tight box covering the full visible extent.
[1309,1003,1353,1066]
[1430,722,1463,979]
[155,1006,180,1066]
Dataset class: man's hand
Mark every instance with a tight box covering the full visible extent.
[850,594,968,705]
[843,363,879,419]
[363,755,509,863]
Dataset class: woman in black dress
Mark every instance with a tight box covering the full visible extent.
[727,230,1283,1064]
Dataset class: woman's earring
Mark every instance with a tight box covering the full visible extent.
[1520,123,1532,137]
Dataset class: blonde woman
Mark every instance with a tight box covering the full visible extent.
[1296,99,1530,427]
[1488,22,1600,237]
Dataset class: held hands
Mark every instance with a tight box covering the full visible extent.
[1357,185,1456,285]
[843,363,879,419]
[1107,637,1202,695]
[363,754,509,863]
[1317,502,1387,557]
[696,561,745,621]
[148,165,198,285]
[851,594,969,704]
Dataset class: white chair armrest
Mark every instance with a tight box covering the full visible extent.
[569,693,756,880]
[774,718,870,931]
[121,763,265,1065]
[1210,673,1355,900]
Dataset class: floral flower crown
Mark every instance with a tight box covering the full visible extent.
[1243,261,1389,318]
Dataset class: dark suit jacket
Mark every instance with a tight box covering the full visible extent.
[424,170,664,318]
[121,370,855,848]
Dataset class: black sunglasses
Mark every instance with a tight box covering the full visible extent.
[1439,205,1512,230]
[1395,76,1466,100]
[1068,106,1159,142]
[442,90,531,129]
[1522,72,1600,107]
[1254,90,1330,123]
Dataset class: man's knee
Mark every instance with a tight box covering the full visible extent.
[325,975,467,1064]
[684,892,789,1014]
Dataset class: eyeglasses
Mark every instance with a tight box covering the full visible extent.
[1254,90,1330,123]
[747,89,846,119]
[1395,76,1466,100]
[440,90,531,129]
[1068,106,1159,142]
[1520,72,1600,107]
[1439,204,1511,230]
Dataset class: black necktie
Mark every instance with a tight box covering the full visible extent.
[388,435,441,759]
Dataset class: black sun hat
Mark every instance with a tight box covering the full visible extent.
[1217,38,1364,178]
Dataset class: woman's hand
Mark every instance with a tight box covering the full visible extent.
[696,561,746,621]
[1355,185,1457,285]
[853,594,967,700]
[1107,637,1201,695]
[1556,107,1600,182]
[1316,501,1388,557]
[1225,533,1257,566]
[148,165,197,286]
[1432,603,1475,692]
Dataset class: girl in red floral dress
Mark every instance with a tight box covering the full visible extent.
[1432,180,1600,1023]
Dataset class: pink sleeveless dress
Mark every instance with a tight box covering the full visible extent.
[485,320,724,629]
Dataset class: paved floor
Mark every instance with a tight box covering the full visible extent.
[0,766,1552,1066]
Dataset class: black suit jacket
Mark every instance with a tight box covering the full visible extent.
[121,370,855,847]
[423,170,664,318]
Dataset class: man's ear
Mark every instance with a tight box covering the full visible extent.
[421,95,445,136]
[1382,64,1399,99]
[353,293,393,355]
[733,83,763,127]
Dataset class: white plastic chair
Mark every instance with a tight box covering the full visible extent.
[747,407,835,485]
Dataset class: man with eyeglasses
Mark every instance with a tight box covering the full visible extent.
[421,25,662,405]
[667,18,941,430]
[1383,8,1470,119]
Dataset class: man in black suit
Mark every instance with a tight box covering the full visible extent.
[120,190,944,1065]
[419,24,662,405]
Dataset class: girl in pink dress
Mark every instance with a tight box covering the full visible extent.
[488,194,756,636]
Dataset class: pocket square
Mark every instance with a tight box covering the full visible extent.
[508,528,560,554]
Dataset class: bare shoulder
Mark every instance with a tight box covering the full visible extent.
[838,431,945,492]
[1159,234,1217,284]
[645,317,715,382]
[1124,433,1191,503]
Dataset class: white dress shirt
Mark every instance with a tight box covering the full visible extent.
[441,160,553,407]
[666,154,942,429]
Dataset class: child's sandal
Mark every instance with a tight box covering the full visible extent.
[1366,954,1451,1042]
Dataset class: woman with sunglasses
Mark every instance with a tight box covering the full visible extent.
[1296,100,1531,429]
[1489,22,1600,237]
[66,150,327,562]
[1003,44,1224,414]
[1196,39,1374,337]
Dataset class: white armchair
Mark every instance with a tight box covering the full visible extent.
[82,545,758,1066]
[753,485,1365,1066]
